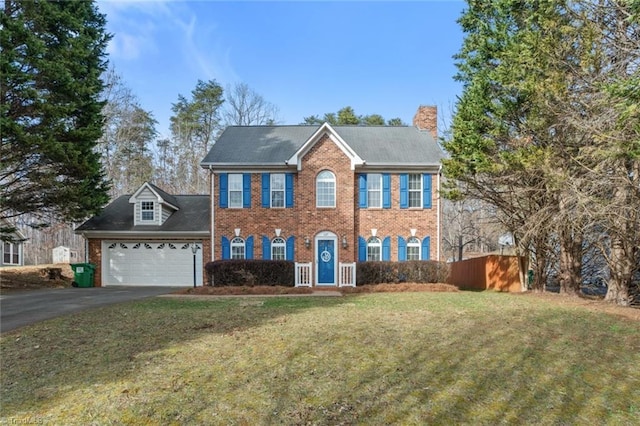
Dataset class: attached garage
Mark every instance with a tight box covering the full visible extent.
[103,241,203,286]
[75,183,210,287]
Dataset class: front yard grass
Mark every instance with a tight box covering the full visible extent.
[1,292,638,425]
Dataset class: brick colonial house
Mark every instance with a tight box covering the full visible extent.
[201,105,443,287]
[76,105,443,287]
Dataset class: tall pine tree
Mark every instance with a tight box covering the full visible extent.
[1,0,111,228]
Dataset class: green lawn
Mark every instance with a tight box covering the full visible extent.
[1,292,638,425]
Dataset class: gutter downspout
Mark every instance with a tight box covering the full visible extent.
[437,165,441,261]
[209,165,215,262]
[84,233,89,263]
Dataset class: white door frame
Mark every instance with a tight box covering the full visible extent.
[314,231,338,286]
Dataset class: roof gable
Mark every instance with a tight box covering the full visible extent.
[286,123,364,171]
[128,182,179,211]
[0,219,26,242]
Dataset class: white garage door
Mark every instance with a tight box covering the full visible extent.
[103,241,203,286]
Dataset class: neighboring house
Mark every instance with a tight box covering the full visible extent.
[1,219,26,267]
[52,246,79,264]
[75,182,209,286]
[200,105,444,287]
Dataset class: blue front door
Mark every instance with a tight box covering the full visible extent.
[317,239,335,285]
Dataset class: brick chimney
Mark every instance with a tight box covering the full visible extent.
[412,105,437,140]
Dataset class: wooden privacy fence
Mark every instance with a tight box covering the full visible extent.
[449,255,524,292]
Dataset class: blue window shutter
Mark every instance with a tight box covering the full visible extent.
[358,236,367,262]
[398,236,407,261]
[261,174,270,208]
[219,174,228,208]
[421,236,431,260]
[262,236,271,259]
[286,236,295,260]
[423,174,432,209]
[382,236,391,261]
[382,174,391,208]
[358,174,367,208]
[399,174,408,209]
[246,236,254,259]
[243,174,251,208]
[221,236,230,259]
[285,173,294,208]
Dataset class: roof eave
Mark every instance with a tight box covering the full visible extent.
[200,162,298,172]
[75,230,210,239]
[357,163,442,172]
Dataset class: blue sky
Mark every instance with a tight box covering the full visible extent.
[99,1,466,139]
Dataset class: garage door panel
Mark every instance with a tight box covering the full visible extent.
[104,241,203,286]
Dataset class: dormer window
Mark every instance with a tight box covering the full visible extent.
[141,201,155,221]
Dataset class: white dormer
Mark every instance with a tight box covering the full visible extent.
[128,182,179,226]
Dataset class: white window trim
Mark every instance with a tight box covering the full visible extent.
[367,173,382,208]
[407,236,421,261]
[3,242,20,265]
[230,236,245,259]
[316,170,336,208]
[408,173,423,208]
[229,174,243,209]
[140,201,155,222]
[367,237,381,262]
[271,173,285,208]
[271,237,286,260]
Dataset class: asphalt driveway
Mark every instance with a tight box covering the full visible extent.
[0,286,179,333]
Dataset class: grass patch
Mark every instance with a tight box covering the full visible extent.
[1,292,639,424]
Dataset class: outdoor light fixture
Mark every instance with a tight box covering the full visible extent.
[342,235,348,248]
[304,236,310,248]
[191,242,198,288]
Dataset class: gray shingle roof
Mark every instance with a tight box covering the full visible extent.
[75,195,209,234]
[333,126,443,165]
[146,182,179,208]
[201,125,444,167]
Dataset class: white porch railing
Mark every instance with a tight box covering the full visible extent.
[295,262,312,287]
[339,262,356,287]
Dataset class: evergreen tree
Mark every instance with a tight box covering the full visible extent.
[301,107,405,126]
[444,0,640,304]
[0,0,111,226]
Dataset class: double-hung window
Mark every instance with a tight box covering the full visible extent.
[400,173,431,209]
[141,201,154,221]
[231,237,245,259]
[359,174,390,208]
[229,174,243,208]
[316,170,336,208]
[3,242,19,265]
[367,174,382,208]
[408,174,422,208]
[407,237,421,260]
[367,237,381,261]
[271,237,286,260]
[270,174,285,208]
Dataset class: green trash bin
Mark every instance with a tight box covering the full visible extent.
[70,263,95,288]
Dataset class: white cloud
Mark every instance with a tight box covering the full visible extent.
[100,0,238,83]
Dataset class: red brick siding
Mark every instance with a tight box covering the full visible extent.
[212,133,440,263]
[357,174,439,260]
